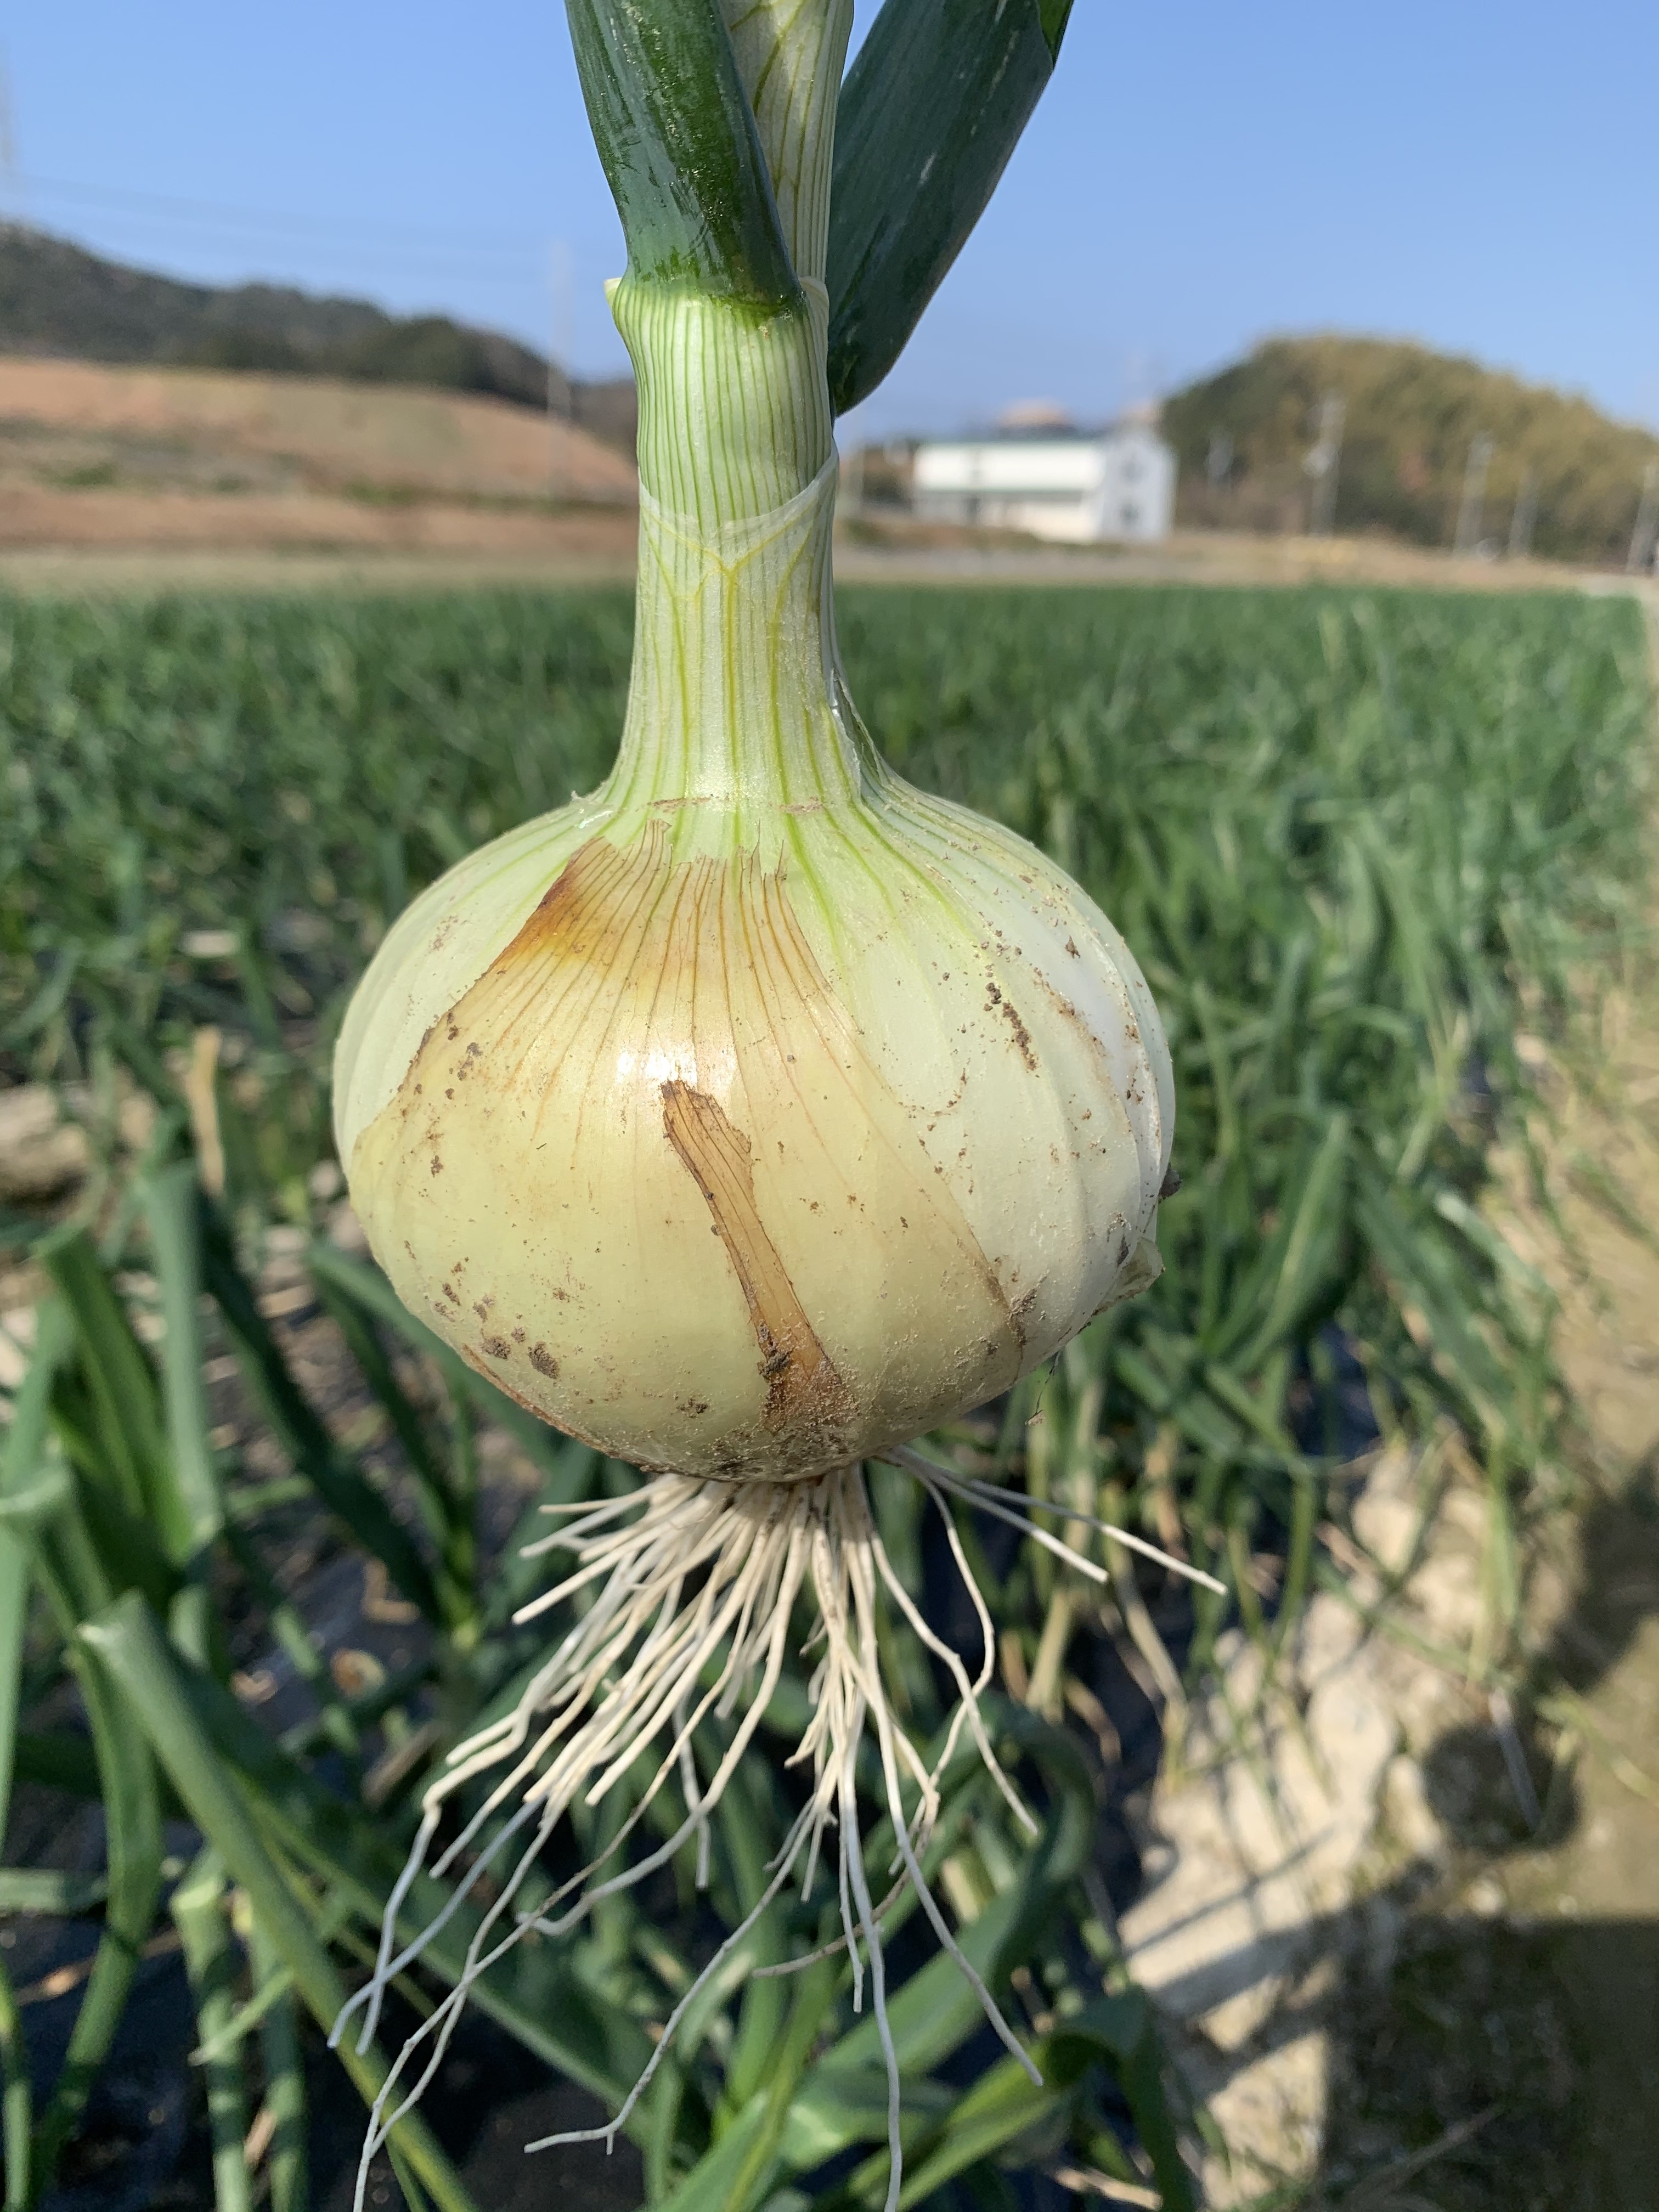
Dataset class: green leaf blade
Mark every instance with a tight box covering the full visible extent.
[827,0,1069,414]
[565,0,799,308]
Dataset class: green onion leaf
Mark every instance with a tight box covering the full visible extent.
[827,0,1075,413]
[565,0,799,308]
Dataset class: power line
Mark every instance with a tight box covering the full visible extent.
[8,172,546,256]
[5,204,558,300]
[10,215,545,290]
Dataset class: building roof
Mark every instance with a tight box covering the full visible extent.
[917,417,1166,449]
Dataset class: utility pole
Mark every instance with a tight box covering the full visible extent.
[1453,433,1494,555]
[0,57,19,223]
[1626,459,1659,574]
[1304,393,1344,536]
[548,239,574,503]
[838,440,865,521]
[1507,465,1539,560]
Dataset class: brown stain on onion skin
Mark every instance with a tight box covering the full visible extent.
[661,1078,855,1440]
[495,826,664,969]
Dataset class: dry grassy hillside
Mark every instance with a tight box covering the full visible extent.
[0,356,636,501]
[0,356,637,557]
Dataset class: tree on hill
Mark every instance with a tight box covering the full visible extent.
[1163,335,1659,566]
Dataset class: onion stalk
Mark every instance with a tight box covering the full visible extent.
[332,3,1192,2201]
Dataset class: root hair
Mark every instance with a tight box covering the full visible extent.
[338,1454,1213,2211]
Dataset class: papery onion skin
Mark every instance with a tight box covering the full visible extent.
[334,472,1171,1484]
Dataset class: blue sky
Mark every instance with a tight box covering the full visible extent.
[2,1,1654,443]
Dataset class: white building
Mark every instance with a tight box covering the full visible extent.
[911,416,1177,545]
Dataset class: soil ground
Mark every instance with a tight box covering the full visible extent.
[1325,942,1659,2212]
[0,520,1634,600]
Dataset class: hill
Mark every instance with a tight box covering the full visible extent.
[1163,336,1659,565]
[0,353,636,507]
[0,223,636,450]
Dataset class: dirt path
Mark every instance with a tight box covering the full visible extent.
[1116,1024,1659,2212]
[1446,951,1659,2207]
[0,520,1649,604]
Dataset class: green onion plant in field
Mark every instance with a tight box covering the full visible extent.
[0,578,1651,2209]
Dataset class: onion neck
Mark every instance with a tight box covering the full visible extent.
[600,279,864,828]
[597,0,862,831]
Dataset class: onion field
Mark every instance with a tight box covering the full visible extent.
[0,580,1651,2211]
